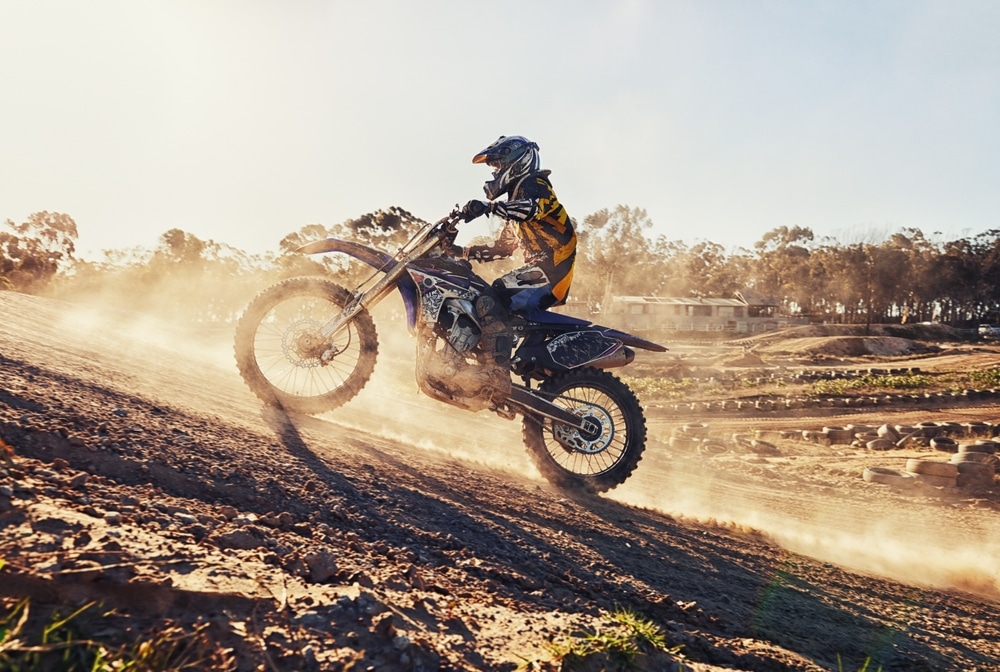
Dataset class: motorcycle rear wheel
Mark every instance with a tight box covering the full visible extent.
[521,367,647,493]
[234,277,378,414]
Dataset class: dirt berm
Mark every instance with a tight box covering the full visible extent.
[736,323,965,359]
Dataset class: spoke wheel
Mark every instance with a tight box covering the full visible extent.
[234,277,378,414]
[522,367,647,493]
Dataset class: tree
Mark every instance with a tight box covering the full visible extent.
[963,229,1000,324]
[751,226,816,315]
[0,211,78,293]
[878,228,943,324]
[578,205,654,312]
[680,241,745,298]
[157,228,207,265]
[278,207,429,286]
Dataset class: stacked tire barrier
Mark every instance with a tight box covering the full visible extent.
[799,420,997,451]
[950,441,999,487]
[664,418,997,491]
[663,387,1000,415]
[657,365,1000,415]
[851,422,998,490]
[677,366,924,384]
[666,423,780,457]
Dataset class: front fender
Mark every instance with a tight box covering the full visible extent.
[296,237,420,330]
[296,238,395,270]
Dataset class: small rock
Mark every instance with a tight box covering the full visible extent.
[372,611,396,639]
[214,529,267,550]
[104,511,123,525]
[303,548,339,583]
[69,472,89,489]
[187,524,209,540]
[354,572,376,588]
[294,611,329,628]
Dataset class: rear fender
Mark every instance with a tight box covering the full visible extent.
[595,327,668,352]
[520,308,668,352]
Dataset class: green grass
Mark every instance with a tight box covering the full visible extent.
[0,596,233,671]
[621,376,699,401]
[520,607,684,671]
[839,654,883,672]
[968,367,1000,388]
[811,373,934,396]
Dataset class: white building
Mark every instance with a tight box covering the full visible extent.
[589,292,807,335]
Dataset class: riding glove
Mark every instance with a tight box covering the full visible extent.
[461,199,492,222]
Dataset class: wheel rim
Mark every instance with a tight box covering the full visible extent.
[253,294,364,399]
[554,406,613,454]
[544,386,629,477]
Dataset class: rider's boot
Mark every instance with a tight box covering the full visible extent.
[452,295,514,399]
[473,294,513,400]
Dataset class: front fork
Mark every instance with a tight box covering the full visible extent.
[317,234,443,352]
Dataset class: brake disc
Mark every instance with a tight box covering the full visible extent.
[553,403,614,454]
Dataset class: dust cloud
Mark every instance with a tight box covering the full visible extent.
[22,276,1000,601]
[320,310,536,478]
[613,454,1000,600]
[50,268,243,373]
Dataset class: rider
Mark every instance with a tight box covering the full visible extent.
[455,135,579,401]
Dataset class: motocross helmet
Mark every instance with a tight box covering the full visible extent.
[473,135,540,201]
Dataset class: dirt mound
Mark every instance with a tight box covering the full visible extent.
[757,335,927,358]
[718,351,769,367]
[740,323,967,350]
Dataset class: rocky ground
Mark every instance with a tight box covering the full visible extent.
[2,290,1000,671]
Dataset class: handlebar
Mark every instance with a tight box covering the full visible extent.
[430,208,465,241]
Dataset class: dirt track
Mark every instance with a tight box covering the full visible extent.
[2,290,1000,671]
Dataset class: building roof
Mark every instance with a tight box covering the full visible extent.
[734,290,779,306]
[613,296,748,307]
[613,292,781,307]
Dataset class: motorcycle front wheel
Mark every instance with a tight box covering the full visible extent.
[234,277,378,414]
[521,367,647,493]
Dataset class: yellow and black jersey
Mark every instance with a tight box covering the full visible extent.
[467,170,577,305]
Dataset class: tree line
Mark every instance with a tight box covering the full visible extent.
[3,206,999,328]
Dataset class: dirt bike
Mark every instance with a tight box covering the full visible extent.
[234,209,667,492]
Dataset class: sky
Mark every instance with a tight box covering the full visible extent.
[1,0,998,260]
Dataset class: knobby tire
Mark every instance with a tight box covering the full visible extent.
[521,367,647,493]
[234,277,379,414]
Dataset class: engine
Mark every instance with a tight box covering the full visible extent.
[435,299,481,353]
